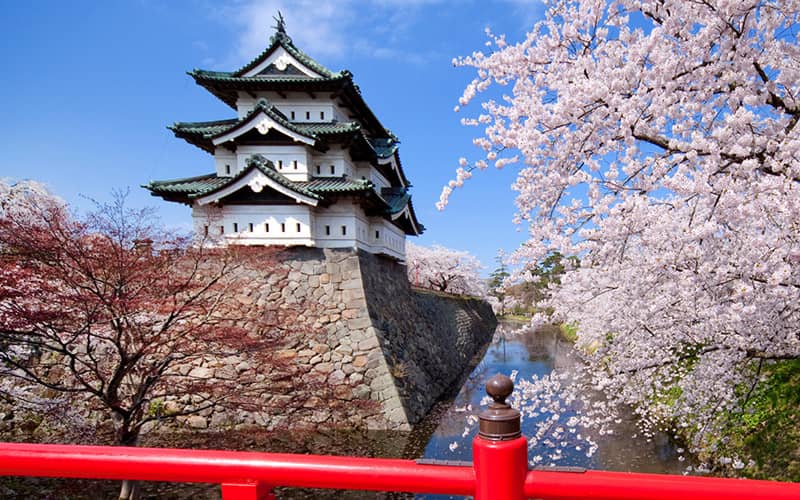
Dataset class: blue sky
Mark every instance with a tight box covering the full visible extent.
[1,0,545,272]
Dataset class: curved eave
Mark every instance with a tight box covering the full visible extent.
[169,127,215,154]
[189,72,351,109]
[396,198,424,236]
[143,173,223,205]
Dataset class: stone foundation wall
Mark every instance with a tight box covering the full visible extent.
[221,247,497,431]
[1,247,496,436]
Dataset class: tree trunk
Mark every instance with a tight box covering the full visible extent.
[116,422,141,500]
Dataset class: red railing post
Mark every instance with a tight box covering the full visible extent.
[473,374,527,500]
[221,481,274,500]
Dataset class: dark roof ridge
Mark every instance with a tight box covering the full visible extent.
[144,172,218,188]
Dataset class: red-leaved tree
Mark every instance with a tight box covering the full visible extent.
[0,181,307,459]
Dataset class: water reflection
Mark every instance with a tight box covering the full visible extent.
[417,322,687,499]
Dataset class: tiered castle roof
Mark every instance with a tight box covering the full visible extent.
[144,24,423,237]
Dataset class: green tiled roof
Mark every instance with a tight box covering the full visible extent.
[170,99,361,153]
[235,31,340,78]
[302,177,372,194]
[145,154,423,235]
[145,173,226,196]
[190,69,349,85]
[368,137,400,159]
[144,155,373,203]
[168,119,239,137]
[187,27,391,138]
[379,188,412,215]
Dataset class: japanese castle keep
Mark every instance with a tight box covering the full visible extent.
[145,22,423,260]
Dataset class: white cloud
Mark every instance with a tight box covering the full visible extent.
[211,0,445,68]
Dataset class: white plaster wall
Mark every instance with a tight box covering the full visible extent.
[192,200,407,257]
[214,148,237,177]
[365,218,406,260]
[312,200,361,249]
[233,145,310,181]
[356,165,390,189]
[193,204,315,246]
[237,92,350,123]
[311,148,355,178]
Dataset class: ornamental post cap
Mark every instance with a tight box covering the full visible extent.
[478,373,521,441]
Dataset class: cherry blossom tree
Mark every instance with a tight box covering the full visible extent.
[443,0,800,470]
[0,181,306,454]
[406,242,486,296]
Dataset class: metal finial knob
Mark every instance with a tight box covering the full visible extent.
[486,374,514,406]
[478,374,521,441]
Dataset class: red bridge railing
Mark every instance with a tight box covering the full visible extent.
[1,374,799,500]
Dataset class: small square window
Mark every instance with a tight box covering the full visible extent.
[325,225,330,235]
[341,225,347,236]
[281,223,286,233]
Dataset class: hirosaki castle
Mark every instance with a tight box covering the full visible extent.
[145,21,423,260]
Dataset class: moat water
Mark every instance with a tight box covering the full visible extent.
[414,321,687,499]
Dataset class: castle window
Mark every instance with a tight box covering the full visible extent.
[219,225,225,235]
[248,223,254,232]
[265,223,270,232]
[225,164,231,175]
[320,111,325,120]
[290,110,296,120]
[233,222,239,232]
[203,225,208,236]
[305,111,310,120]
[375,230,380,239]
[330,165,335,175]
[281,223,286,233]
[316,165,321,175]
[341,225,347,236]
[293,160,298,170]
[296,222,301,232]
[325,225,330,235]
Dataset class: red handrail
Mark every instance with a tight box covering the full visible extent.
[1,441,799,499]
[2,374,800,499]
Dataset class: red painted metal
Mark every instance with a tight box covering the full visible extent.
[220,482,274,500]
[0,442,474,495]
[473,435,527,500]
[523,468,800,500]
[1,441,800,499]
